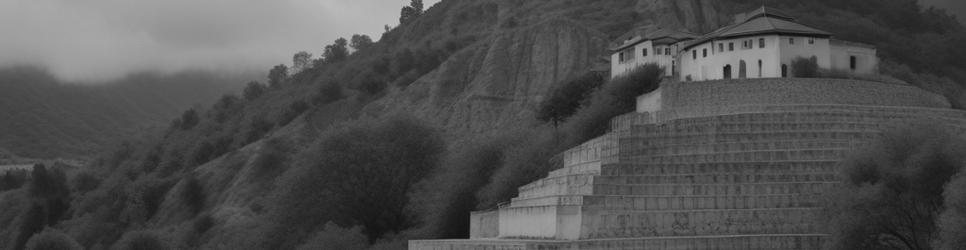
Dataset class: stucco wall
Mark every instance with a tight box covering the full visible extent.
[830,41,877,75]
[658,78,949,113]
[469,210,500,239]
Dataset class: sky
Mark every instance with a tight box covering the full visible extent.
[0,0,439,83]
[0,0,960,83]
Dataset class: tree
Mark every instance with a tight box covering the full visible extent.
[268,64,289,89]
[350,34,373,51]
[292,51,313,74]
[825,124,966,250]
[399,0,424,24]
[537,72,605,127]
[323,38,349,64]
[270,116,445,247]
[243,81,268,101]
[178,109,200,130]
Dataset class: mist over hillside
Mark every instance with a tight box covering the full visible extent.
[2,0,966,250]
[0,66,249,159]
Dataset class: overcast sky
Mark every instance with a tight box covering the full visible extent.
[0,0,440,83]
[0,0,960,83]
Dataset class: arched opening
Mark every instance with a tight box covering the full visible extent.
[757,60,763,77]
[781,64,788,78]
[723,65,732,79]
[739,60,747,78]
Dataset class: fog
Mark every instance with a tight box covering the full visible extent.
[0,0,439,83]
[0,0,959,83]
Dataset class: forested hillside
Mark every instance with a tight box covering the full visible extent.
[0,67,245,159]
[2,0,966,249]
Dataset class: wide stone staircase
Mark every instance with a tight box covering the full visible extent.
[410,79,966,250]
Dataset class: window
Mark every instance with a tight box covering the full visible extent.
[729,42,734,51]
[703,48,707,57]
[693,50,697,60]
[789,38,795,44]
[619,52,625,63]
[665,48,671,55]
[642,48,648,57]
[850,56,857,70]
[719,43,724,52]
[809,38,815,45]
[759,38,765,48]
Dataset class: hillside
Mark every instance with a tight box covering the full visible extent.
[0,67,246,159]
[2,0,966,250]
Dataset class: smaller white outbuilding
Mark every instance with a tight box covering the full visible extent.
[611,7,878,81]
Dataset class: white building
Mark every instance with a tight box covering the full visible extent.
[611,7,878,81]
[610,27,698,78]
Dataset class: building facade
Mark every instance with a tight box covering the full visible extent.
[611,7,878,81]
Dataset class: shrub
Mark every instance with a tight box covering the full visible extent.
[245,116,274,144]
[475,128,563,209]
[176,109,200,130]
[112,231,169,250]
[14,203,49,250]
[312,81,345,105]
[563,64,663,144]
[243,81,268,101]
[537,71,604,126]
[277,100,310,126]
[181,176,205,215]
[71,171,101,194]
[295,222,369,250]
[791,56,820,78]
[25,229,83,250]
[824,124,966,250]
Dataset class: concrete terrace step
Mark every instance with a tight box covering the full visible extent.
[595,172,838,185]
[517,181,836,199]
[411,234,827,250]
[618,148,849,163]
[617,130,880,145]
[508,193,822,210]
[580,208,823,238]
[600,160,839,176]
[616,139,862,156]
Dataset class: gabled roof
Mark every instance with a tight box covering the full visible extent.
[610,27,699,51]
[683,7,831,50]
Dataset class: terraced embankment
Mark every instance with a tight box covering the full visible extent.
[411,78,966,250]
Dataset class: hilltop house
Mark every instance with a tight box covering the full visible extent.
[611,7,878,81]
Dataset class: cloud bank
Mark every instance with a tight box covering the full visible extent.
[0,0,439,83]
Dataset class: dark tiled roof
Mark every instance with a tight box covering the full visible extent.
[683,7,831,50]
[611,27,699,51]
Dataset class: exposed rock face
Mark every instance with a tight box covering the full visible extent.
[371,19,609,135]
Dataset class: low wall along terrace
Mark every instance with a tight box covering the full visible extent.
[411,78,966,250]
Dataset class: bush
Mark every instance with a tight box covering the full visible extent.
[537,71,604,126]
[406,133,524,238]
[791,56,820,78]
[112,231,169,250]
[70,171,101,194]
[295,222,369,250]
[277,100,310,126]
[25,229,83,250]
[243,81,268,101]
[824,124,966,250]
[312,81,345,105]
[563,64,663,144]
[181,176,205,215]
[245,116,274,144]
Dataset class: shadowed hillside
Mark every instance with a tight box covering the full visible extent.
[0,67,245,159]
[2,0,966,249]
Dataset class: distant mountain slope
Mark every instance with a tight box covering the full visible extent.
[0,67,244,159]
